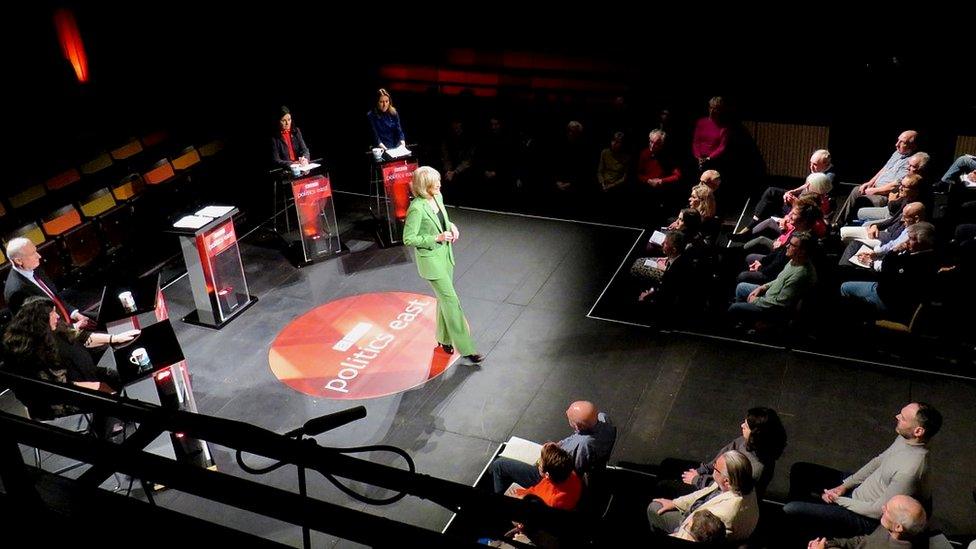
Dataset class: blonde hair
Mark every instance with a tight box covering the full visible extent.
[375,88,397,116]
[805,172,833,195]
[410,166,440,198]
[690,184,716,218]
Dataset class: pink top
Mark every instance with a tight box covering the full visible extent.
[692,117,728,160]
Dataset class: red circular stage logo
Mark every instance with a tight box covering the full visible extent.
[268,292,458,399]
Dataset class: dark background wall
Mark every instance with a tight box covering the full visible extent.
[9,5,974,211]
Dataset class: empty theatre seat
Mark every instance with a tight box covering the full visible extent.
[110,137,144,160]
[171,146,202,171]
[7,183,47,210]
[43,168,83,192]
[198,139,224,157]
[96,203,134,253]
[62,221,102,270]
[79,152,114,176]
[79,188,117,218]
[143,159,176,185]
[141,130,168,149]
[111,173,146,201]
[6,222,47,245]
[41,205,83,237]
[36,240,66,283]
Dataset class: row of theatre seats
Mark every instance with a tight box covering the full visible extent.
[0,132,226,316]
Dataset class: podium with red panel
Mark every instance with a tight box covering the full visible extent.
[370,156,418,246]
[172,206,257,329]
[289,171,342,264]
[101,275,215,471]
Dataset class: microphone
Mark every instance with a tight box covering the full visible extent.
[298,406,367,437]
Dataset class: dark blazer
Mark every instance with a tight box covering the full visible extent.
[877,249,938,322]
[271,128,310,168]
[4,268,75,317]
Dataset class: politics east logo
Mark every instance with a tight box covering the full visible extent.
[268,292,458,399]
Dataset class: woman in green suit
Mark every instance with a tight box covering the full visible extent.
[402,167,483,364]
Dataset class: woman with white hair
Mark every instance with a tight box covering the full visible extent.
[402,167,483,364]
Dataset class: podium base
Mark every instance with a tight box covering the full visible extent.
[373,218,403,249]
[286,241,349,268]
[181,296,258,330]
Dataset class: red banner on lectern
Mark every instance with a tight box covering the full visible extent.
[291,175,333,238]
[381,160,418,220]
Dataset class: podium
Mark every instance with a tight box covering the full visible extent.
[102,278,215,471]
[270,163,344,266]
[171,206,257,329]
[369,155,418,247]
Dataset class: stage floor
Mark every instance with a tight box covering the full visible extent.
[100,197,976,546]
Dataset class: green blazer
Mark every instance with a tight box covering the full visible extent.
[402,193,455,280]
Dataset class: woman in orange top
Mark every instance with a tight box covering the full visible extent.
[514,442,582,510]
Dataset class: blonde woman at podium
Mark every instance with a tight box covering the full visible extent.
[402,167,483,364]
[367,88,406,151]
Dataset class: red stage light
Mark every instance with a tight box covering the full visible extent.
[54,9,89,83]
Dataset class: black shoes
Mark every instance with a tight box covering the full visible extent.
[438,343,454,354]
[465,354,484,364]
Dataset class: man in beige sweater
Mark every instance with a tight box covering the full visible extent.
[647,450,759,542]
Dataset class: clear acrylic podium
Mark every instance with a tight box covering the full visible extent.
[369,156,418,246]
[171,206,257,329]
[289,172,342,264]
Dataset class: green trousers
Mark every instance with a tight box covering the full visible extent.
[426,271,476,356]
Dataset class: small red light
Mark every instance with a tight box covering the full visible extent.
[155,369,172,381]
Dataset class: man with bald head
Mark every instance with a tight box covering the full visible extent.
[833,130,919,225]
[489,400,615,494]
[807,495,927,548]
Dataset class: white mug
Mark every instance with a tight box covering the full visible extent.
[129,347,151,371]
[291,165,302,176]
[118,291,136,312]
[371,147,384,161]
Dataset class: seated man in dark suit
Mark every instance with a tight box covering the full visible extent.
[4,237,94,330]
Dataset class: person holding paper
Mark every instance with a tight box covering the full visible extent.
[402,167,482,364]
[490,401,615,494]
[367,88,405,151]
[271,106,310,170]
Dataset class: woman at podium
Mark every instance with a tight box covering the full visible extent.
[272,106,310,170]
[2,296,139,433]
[402,167,483,364]
[367,88,406,151]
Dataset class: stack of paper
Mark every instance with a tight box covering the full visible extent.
[195,205,235,218]
[498,436,542,465]
[173,215,212,229]
[848,244,875,269]
[386,145,412,159]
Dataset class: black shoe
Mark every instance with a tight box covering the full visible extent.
[465,354,484,364]
[439,343,454,354]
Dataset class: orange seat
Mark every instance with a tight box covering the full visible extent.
[41,205,83,237]
[171,146,201,171]
[44,168,83,191]
[79,188,117,218]
[112,174,145,201]
[110,138,143,160]
[143,159,176,185]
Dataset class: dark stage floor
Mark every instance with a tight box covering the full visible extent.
[14,195,976,546]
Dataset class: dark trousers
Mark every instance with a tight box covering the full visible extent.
[783,462,878,540]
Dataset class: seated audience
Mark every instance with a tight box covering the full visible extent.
[648,450,760,542]
[2,297,139,435]
[807,494,927,549]
[784,402,941,540]
[729,231,818,323]
[506,443,583,511]
[833,130,918,226]
[741,151,834,232]
[490,401,615,494]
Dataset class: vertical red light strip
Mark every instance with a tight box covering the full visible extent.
[54,8,89,83]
